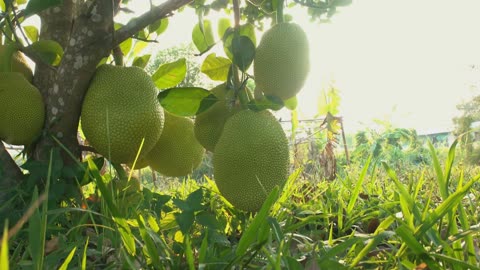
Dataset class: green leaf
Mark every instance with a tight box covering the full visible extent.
[149,18,169,35]
[132,54,151,69]
[1,220,9,270]
[231,35,255,71]
[28,40,63,66]
[186,188,205,211]
[152,58,187,89]
[192,20,215,53]
[0,1,5,12]
[119,38,132,56]
[196,212,221,230]
[175,210,195,234]
[217,18,231,38]
[236,186,279,256]
[284,96,298,110]
[23,26,39,42]
[158,87,217,116]
[201,53,231,81]
[248,94,284,111]
[24,0,63,17]
[58,246,77,270]
[223,24,256,59]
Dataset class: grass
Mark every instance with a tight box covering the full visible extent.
[1,140,480,269]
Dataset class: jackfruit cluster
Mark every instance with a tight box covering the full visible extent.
[81,65,204,177]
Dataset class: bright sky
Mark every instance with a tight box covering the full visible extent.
[118,0,480,134]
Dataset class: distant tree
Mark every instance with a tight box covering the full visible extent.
[453,95,480,164]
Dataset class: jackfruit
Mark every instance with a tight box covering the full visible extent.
[0,45,33,82]
[194,84,240,152]
[213,109,289,212]
[81,65,164,164]
[0,72,44,145]
[254,23,309,100]
[146,112,205,177]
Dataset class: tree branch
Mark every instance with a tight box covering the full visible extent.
[111,0,193,46]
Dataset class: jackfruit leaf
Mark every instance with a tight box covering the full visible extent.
[23,25,39,42]
[217,18,231,38]
[223,23,256,59]
[132,54,151,69]
[28,40,63,66]
[284,96,298,110]
[149,18,169,35]
[0,1,4,11]
[231,35,255,72]
[16,0,27,5]
[152,58,187,89]
[24,0,62,17]
[192,20,215,53]
[201,53,231,81]
[175,210,195,234]
[119,38,132,56]
[248,94,284,111]
[158,87,217,116]
[133,40,148,56]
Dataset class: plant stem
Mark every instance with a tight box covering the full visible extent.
[276,0,285,24]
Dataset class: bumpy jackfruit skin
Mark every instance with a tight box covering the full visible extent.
[0,72,45,145]
[194,84,240,152]
[0,46,33,82]
[213,110,289,212]
[81,65,164,164]
[146,112,205,177]
[253,23,310,100]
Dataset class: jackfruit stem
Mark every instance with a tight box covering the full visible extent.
[276,0,285,24]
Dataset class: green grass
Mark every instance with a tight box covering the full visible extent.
[1,141,480,269]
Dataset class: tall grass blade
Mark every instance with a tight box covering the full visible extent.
[236,186,279,256]
[318,237,363,265]
[137,215,162,267]
[346,154,372,215]
[82,237,89,270]
[416,175,479,237]
[185,235,195,270]
[430,253,480,270]
[427,140,447,199]
[58,246,77,270]
[87,159,136,255]
[395,225,425,255]
[1,220,9,270]
[350,231,395,268]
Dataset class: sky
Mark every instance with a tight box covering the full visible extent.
[88,0,480,134]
